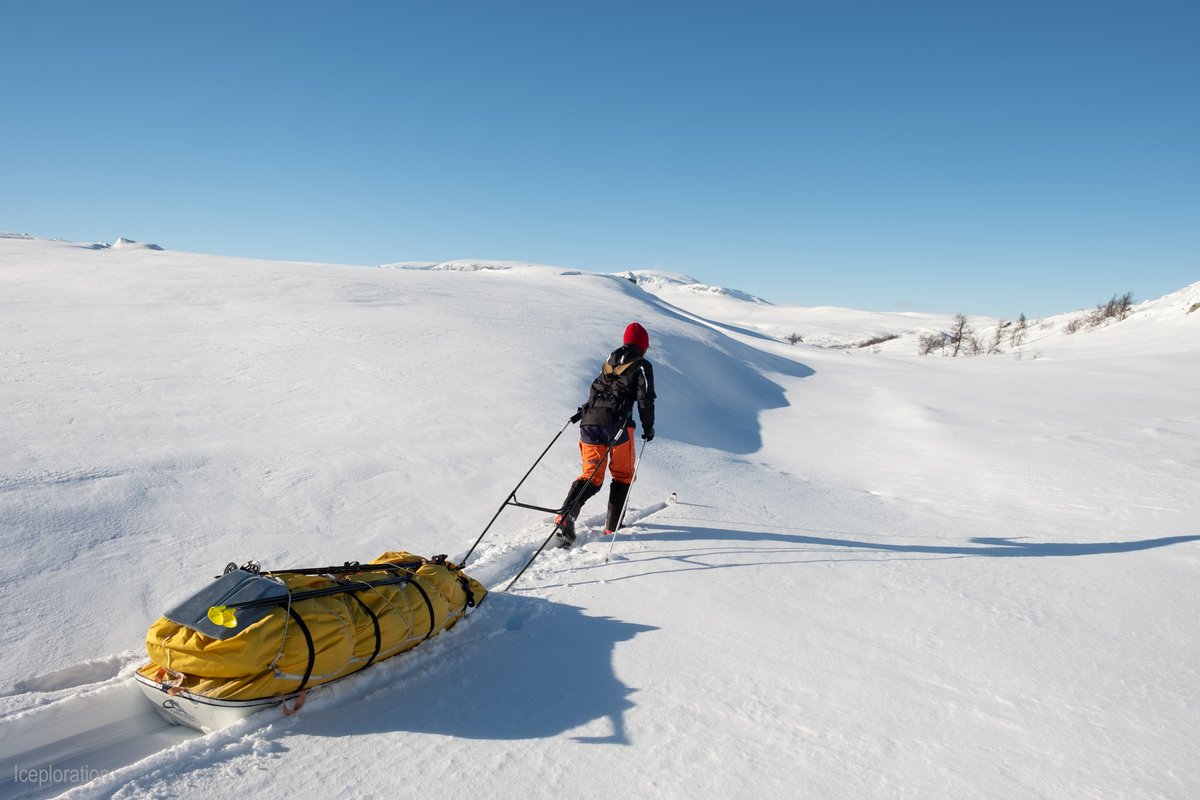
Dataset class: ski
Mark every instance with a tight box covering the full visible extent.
[604,492,677,561]
[554,491,677,551]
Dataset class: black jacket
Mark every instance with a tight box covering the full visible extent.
[579,344,656,436]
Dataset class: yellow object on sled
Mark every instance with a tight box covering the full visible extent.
[136,552,486,710]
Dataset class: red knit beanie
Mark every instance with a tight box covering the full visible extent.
[623,322,650,351]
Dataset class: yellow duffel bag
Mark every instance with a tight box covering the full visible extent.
[137,551,486,702]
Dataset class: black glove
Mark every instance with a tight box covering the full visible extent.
[570,408,583,423]
[642,428,654,442]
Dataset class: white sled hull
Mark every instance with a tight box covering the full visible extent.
[134,674,289,733]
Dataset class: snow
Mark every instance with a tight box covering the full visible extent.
[0,234,1197,799]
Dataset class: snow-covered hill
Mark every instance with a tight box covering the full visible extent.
[630,268,1200,357]
[0,235,1196,799]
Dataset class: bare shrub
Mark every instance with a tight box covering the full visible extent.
[857,333,899,348]
[1010,313,1028,346]
[987,322,1005,355]
[786,333,804,345]
[918,333,946,355]
[1110,291,1134,320]
[948,313,973,357]
[1074,292,1137,332]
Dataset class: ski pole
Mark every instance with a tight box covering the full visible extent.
[504,418,630,592]
[460,418,573,566]
[605,439,650,563]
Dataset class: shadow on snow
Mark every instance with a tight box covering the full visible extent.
[599,284,815,455]
[629,522,1200,560]
[302,594,656,744]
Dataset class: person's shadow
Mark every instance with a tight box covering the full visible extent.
[614,522,1200,568]
[299,594,656,744]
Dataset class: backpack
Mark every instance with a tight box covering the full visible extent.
[585,349,642,426]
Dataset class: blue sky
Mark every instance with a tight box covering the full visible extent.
[3,1,1196,318]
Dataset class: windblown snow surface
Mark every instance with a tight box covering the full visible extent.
[0,235,1197,799]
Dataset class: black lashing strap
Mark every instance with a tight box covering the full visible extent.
[375,561,435,641]
[287,607,316,692]
[347,592,383,668]
[426,554,479,609]
[409,579,437,641]
[456,574,478,608]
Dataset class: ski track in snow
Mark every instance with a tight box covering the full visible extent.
[0,502,675,799]
[0,655,196,800]
[462,499,673,590]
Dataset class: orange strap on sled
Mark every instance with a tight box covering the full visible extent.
[282,688,308,716]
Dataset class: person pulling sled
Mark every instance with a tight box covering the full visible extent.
[555,322,657,545]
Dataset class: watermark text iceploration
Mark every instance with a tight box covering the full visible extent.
[13,764,111,787]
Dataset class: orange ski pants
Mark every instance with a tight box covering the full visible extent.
[579,427,636,486]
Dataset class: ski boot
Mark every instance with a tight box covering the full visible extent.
[553,479,601,548]
[603,480,632,537]
[553,513,577,548]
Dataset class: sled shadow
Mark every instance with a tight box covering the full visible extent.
[629,523,1200,561]
[303,594,655,744]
